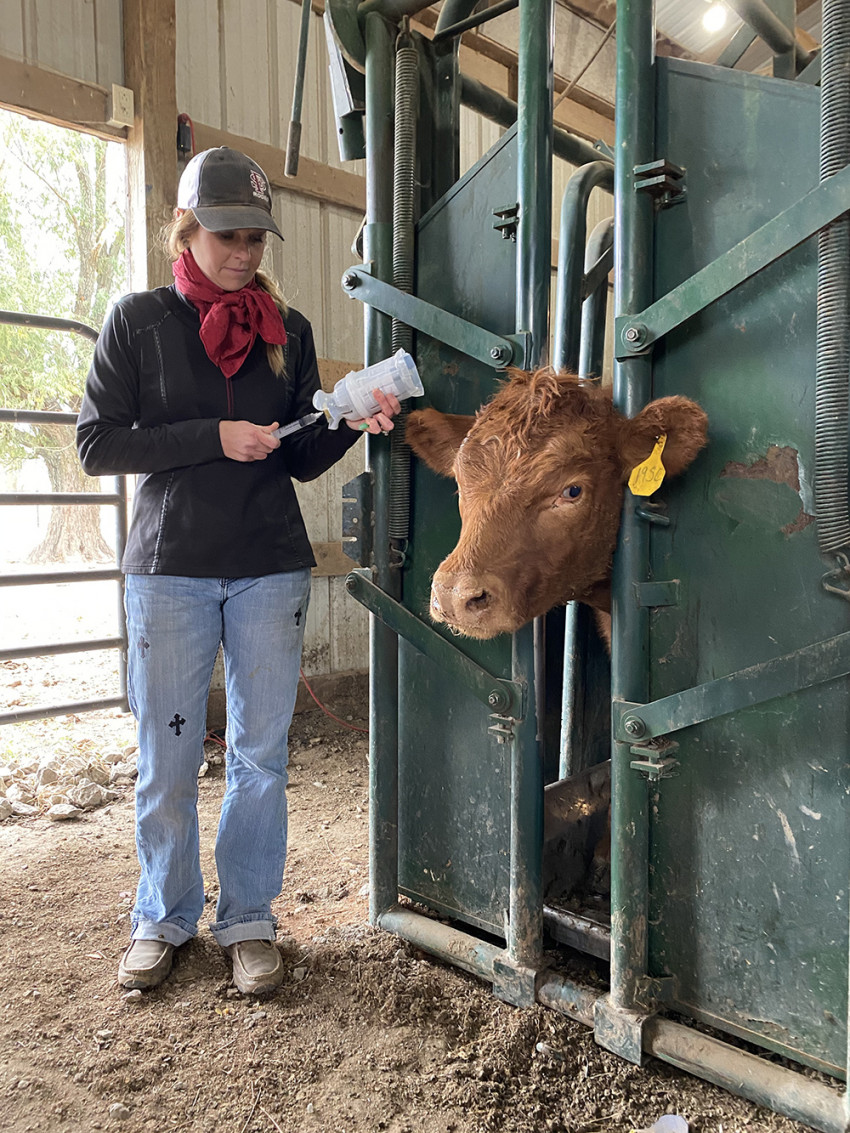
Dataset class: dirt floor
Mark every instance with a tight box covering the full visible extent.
[0,656,841,1133]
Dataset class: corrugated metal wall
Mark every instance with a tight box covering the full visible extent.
[0,0,615,677]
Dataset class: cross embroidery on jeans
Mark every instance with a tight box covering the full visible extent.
[169,713,186,737]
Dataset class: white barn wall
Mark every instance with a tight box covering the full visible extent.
[0,0,124,86]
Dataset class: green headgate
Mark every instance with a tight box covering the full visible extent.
[324,1,850,1128]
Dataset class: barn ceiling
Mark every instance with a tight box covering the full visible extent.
[556,0,821,64]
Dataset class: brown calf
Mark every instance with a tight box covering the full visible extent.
[406,368,708,643]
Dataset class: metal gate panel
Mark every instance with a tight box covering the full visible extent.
[397,128,519,935]
[648,58,848,1076]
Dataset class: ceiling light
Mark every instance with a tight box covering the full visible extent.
[703,3,728,33]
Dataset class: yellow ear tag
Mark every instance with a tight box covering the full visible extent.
[628,433,667,497]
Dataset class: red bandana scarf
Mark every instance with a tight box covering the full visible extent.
[172,250,287,394]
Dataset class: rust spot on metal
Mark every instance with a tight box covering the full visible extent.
[720,445,815,535]
[720,445,801,490]
[781,510,815,536]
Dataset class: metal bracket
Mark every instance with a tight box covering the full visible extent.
[629,738,679,781]
[344,568,525,718]
[341,471,372,566]
[594,995,648,1065]
[492,955,540,1009]
[637,580,679,608]
[616,162,850,359]
[634,158,686,209]
[488,713,516,745]
[636,974,676,1008]
[341,263,530,369]
[613,626,850,741]
[493,202,519,241]
[634,499,670,526]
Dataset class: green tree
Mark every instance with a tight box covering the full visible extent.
[0,110,128,562]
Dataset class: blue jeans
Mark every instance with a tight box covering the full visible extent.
[124,571,311,948]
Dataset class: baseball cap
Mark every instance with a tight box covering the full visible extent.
[177,147,283,239]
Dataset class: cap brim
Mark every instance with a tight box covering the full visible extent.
[193,206,284,240]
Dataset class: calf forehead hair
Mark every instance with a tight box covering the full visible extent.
[457,369,615,488]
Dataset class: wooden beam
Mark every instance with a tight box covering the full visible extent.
[123,0,179,291]
[191,122,366,213]
[0,54,125,141]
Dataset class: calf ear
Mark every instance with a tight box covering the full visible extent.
[406,409,475,478]
[617,396,708,479]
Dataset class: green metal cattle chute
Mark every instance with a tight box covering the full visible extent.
[325,1,850,1126]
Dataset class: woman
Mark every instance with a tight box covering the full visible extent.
[77,147,399,995]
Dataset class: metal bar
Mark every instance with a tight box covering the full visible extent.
[0,310,99,342]
[614,629,850,742]
[0,638,123,663]
[768,0,795,80]
[284,0,313,177]
[553,161,615,372]
[433,0,477,35]
[0,409,77,426]
[579,217,614,381]
[644,1018,846,1133]
[500,0,552,984]
[615,165,850,358]
[0,569,123,586]
[608,0,655,1022]
[364,10,400,927]
[0,696,127,726]
[379,905,502,980]
[715,24,758,68]
[0,493,122,506]
[724,0,814,73]
[345,568,524,716]
[358,0,433,17]
[543,905,611,961]
[460,75,610,171]
[432,0,518,42]
[797,51,822,86]
[342,264,523,367]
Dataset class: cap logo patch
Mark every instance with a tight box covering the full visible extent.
[250,170,269,201]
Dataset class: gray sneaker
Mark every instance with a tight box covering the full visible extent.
[225,939,284,996]
[118,939,175,990]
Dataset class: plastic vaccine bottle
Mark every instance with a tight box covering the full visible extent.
[313,349,424,429]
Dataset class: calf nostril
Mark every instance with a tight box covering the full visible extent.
[465,590,490,613]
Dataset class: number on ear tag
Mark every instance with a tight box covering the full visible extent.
[628,433,667,497]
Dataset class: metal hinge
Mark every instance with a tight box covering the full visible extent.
[488,713,516,744]
[634,159,686,208]
[493,203,519,241]
[629,737,679,781]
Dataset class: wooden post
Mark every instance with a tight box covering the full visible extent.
[123,0,178,290]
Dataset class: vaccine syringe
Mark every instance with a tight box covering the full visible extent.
[271,411,324,440]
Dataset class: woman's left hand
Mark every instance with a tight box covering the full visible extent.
[345,389,402,435]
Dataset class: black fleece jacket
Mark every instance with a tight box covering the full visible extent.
[77,285,360,577]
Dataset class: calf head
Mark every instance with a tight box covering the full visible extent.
[406,369,708,640]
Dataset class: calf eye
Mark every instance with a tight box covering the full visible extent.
[553,484,582,509]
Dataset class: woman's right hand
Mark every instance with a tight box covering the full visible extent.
[219,420,281,462]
